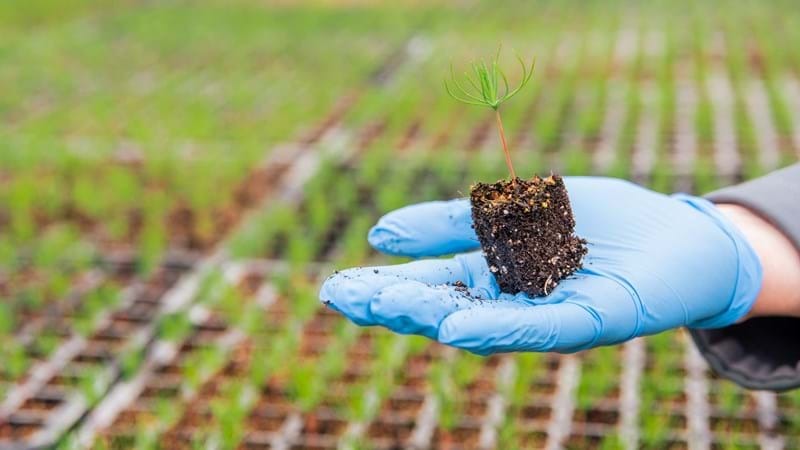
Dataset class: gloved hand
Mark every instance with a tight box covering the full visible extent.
[319,177,763,354]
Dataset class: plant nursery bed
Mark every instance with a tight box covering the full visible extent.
[381,389,427,420]
[431,422,483,448]
[569,422,620,439]
[289,436,340,450]
[710,442,759,450]
[565,432,635,450]
[300,410,349,436]
[709,415,760,433]
[245,414,287,435]
[7,3,800,449]
[0,417,40,440]
[367,416,417,446]
[18,392,64,413]
[519,402,553,423]
[517,429,548,448]
[573,407,620,425]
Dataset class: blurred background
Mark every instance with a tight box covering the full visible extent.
[1,1,799,449]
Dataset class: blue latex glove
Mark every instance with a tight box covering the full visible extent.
[319,177,763,354]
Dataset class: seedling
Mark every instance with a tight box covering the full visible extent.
[342,384,371,422]
[119,346,146,380]
[210,383,253,450]
[446,51,587,296]
[599,434,625,450]
[1,342,29,380]
[182,345,225,393]
[716,381,743,415]
[429,363,458,431]
[77,366,108,407]
[0,303,13,336]
[32,330,61,358]
[445,49,533,179]
[429,353,484,444]
[640,408,671,447]
[577,346,618,411]
[288,361,324,412]
[157,311,193,342]
[509,353,543,406]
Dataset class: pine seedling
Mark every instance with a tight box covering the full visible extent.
[455,50,586,297]
[445,49,534,180]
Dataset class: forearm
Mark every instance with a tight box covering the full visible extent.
[717,204,800,319]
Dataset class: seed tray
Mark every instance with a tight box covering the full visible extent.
[87,263,286,448]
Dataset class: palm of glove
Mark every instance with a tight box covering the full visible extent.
[320,177,761,355]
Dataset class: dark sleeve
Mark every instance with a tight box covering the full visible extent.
[689,163,800,391]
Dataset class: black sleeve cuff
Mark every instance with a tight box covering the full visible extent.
[690,163,800,391]
[689,320,800,391]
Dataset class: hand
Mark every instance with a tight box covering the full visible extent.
[319,177,763,355]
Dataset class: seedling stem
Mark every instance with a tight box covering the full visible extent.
[495,110,515,179]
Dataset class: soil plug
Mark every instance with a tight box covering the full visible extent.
[446,50,587,296]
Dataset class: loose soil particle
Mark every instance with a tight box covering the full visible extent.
[451,280,469,295]
[470,175,587,297]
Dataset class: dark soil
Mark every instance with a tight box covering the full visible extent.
[451,280,470,295]
[470,175,587,297]
[573,408,620,424]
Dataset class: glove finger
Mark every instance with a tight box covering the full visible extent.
[439,275,641,354]
[370,281,522,340]
[368,199,479,257]
[438,301,602,355]
[319,253,498,326]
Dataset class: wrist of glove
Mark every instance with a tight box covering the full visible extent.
[672,194,762,328]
